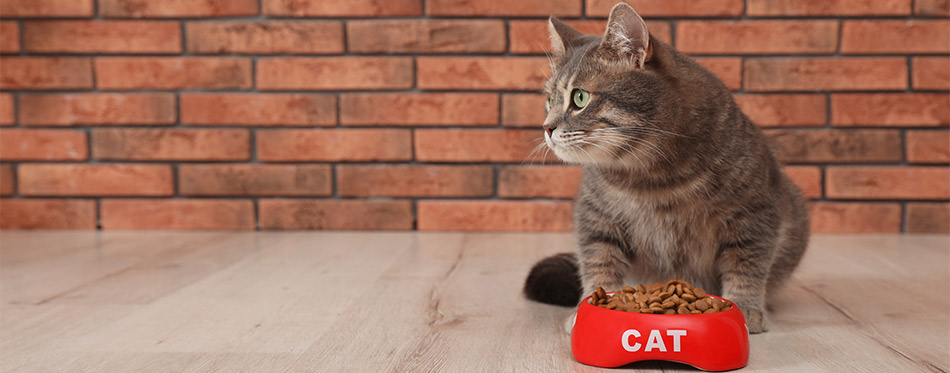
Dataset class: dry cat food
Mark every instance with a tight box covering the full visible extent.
[589,280,733,315]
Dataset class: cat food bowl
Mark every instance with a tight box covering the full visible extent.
[571,293,749,371]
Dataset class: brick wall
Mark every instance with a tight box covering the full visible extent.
[0,0,947,233]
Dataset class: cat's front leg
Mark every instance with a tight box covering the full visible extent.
[717,242,773,334]
[565,241,629,334]
[577,241,628,297]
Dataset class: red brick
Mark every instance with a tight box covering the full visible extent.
[338,165,493,197]
[0,199,96,229]
[418,201,573,232]
[19,93,176,126]
[263,0,422,16]
[764,129,902,163]
[809,202,902,233]
[915,0,950,16]
[95,57,251,90]
[695,57,742,91]
[0,0,93,17]
[907,130,950,164]
[734,94,827,127]
[748,0,910,16]
[842,20,950,54]
[498,165,581,198]
[257,129,412,162]
[101,199,254,230]
[0,164,13,196]
[340,93,497,126]
[23,21,181,54]
[826,167,950,200]
[508,20,671,54]
[348,20,505,54]
[913,57,950,90]
[0,57,92,90]
[257,57,413,90]
[677,21,837,55]
[831,93,949,127]
[744,58,907,91]
[259,199,413,230]
[415,129,553,163]
[429,0,580,16]
[907,203,950,234]
[784,166,822,199]
[100,0,258,17]
[181,94,336,126]
[0,22,19,53]
[417,57,549,90]
[502,94,545,128]
[179,164,331,197]
[18,164,173,196]
[0,129,87,161]
[587,0,743,17]
[91,128,250,161]
[0,93,12,126]
[186,21,343,54]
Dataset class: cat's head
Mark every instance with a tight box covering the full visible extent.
[542,2,675,169]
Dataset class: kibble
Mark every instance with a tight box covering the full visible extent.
[588,279,732,315]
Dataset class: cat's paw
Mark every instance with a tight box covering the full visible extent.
[741,307,768,334]
[564,311,577,335]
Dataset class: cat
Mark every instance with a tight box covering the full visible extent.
[522,2,809,334]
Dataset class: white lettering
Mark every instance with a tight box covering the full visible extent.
[621,329,641,352]
[644,330,667,352]
[666,330,687,352]
[621,329,687,353]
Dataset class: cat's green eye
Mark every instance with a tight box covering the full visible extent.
[546,95,555,108]
[572,89,590,109]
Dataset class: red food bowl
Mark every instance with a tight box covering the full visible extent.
[571,293,749,371]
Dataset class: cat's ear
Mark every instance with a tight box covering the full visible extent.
[548,16,583,57]
[599,2,652,68]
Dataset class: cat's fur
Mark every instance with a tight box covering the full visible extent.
[522,2,809,333]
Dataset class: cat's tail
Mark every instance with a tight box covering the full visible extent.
[523,252,582,306]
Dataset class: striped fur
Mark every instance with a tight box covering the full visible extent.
[523,3,809,334]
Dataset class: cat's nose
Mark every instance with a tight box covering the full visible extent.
[544,125,556,137]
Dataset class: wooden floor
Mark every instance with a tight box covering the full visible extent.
[0,232,947,372]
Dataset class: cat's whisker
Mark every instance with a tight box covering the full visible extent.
[523,137,550,165]
[583,136,627,155]
[586,134,659,168]
[541,45,557,73]
[537,137,556,166]
[611,135,672,166]
[584,135,649,169]
[587,132,674,166]
[618,144,649,169]
[640,140,673,165]
[572,141,599,164]
[541,142,553,165]
[620,139,666,167]
[590,124,692,140]
[616,125,693,139]
[523,141,544,163]
[583,140,627,163]
[536,61,553,81]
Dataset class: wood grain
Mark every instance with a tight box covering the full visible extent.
[1,232,947,372]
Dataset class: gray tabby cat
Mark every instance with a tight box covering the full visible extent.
[523,2,809,334]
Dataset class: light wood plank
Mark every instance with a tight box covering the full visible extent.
[1,232,947,372]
